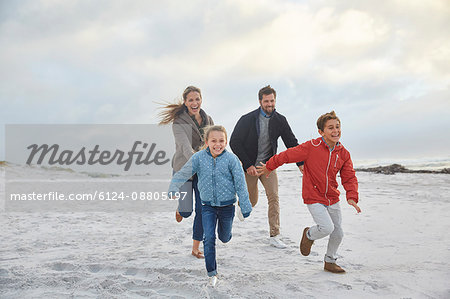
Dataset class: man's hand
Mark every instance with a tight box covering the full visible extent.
[256,162,271,178]
[246,165,258,176]
[348,200,361,213]
[298,165,304,174]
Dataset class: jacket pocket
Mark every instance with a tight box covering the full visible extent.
[333,154,344,172]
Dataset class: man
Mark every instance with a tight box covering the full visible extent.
[230,85,302,248]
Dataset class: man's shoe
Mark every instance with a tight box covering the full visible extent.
[269,235,287,249]
[175,210,183,223]
[324,262,346,273]
[209,275,219,287]
[300,227,314,256]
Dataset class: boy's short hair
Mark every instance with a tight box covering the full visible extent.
[317,111,340,131]
[258,85,276,101]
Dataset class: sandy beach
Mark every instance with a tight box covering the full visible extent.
[1,163,449,298]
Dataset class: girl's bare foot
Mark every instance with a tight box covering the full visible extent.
[191,250,204,258]
[192,239,204,258]
[175,210,183,222]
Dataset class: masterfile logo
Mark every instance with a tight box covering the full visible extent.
[6,124,175,174]
[26,141,170,171]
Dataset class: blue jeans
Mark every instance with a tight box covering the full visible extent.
[176,174,203,241]
[202,204,235,277]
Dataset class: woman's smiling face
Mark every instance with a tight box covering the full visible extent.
[184,91,202,116]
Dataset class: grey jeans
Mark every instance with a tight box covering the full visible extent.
[306,202,343,263]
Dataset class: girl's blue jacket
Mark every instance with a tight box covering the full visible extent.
[169,148,252,217]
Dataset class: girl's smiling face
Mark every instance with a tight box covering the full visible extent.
[206,130,227,158]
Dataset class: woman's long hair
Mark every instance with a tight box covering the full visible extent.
[157,86,202,125]
[157,99,185,125]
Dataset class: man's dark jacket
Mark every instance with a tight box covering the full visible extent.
[230,108,301,172]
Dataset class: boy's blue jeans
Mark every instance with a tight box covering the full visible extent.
[202,204,235,277]
[177,174,203,241]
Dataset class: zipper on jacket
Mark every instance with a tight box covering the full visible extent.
[334,154,339,168]
[325,151,332,206]
[213,157,218,205]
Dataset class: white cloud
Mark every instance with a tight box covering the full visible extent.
[0,0,449,161]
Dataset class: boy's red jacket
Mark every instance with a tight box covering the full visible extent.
[265,137,358,206]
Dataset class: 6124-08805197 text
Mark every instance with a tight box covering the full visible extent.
[9,191,188,201]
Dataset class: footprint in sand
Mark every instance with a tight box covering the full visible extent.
[87,264,103,273]
[50,262,77,272]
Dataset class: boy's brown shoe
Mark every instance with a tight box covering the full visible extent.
[324,262,346,273]
[300,227,314,256]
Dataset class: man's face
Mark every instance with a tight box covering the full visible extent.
[259,93,276,115]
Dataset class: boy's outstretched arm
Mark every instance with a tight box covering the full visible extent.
[257,143,309,177]
[259,161,303,176]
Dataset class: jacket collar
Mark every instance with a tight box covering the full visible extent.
[251,107,277,119]
[178,108,208,138]
[259,107,275,118]
[321,137,341,152]
[205,147,227,158]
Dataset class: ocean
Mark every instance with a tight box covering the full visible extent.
[353,156,450,171]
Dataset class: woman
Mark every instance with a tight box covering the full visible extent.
[159,86,214,258]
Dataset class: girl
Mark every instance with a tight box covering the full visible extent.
[169,125,252,286]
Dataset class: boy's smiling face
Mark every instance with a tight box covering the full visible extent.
[319,119,341,148]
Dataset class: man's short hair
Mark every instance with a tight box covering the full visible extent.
[258,85,276,101]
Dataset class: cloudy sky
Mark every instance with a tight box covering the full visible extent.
[1,0,449,162]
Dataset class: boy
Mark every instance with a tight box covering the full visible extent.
[256,111,361,273]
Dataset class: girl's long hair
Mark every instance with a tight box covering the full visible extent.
[157,86,202,125]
